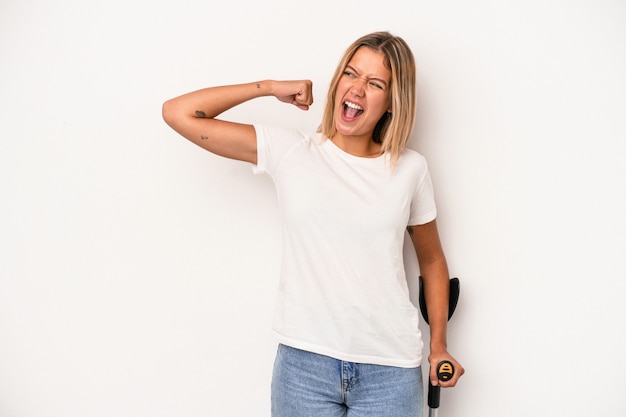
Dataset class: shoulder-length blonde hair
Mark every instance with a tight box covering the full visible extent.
[318,31,417,165]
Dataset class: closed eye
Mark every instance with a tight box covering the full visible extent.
[344,66,387,91]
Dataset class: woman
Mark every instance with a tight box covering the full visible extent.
[163,31,463,417]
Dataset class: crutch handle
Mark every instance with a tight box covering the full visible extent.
[436,360,455,381]
[428,383,441,409]
[428,360,455,409]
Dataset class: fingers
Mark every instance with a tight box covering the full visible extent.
[274,80,313,110]
[438,360,464,388]
[291,81,313,110]
[428,354,464,388]
[292,89,312,110]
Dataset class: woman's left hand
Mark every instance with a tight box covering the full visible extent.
[428,350,464,388]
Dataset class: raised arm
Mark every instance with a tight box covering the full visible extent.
[407,220,464,387]
[162,80,313,164]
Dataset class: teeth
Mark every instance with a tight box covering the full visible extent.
[344,101,363,110]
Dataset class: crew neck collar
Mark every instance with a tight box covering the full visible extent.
[322,135,388,166]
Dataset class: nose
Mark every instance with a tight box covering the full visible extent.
[350,78,366,96]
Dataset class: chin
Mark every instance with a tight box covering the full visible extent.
[335,124,357,137]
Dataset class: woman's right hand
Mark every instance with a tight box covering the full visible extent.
[271,80,314,111]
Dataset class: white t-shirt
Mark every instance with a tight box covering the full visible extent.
[254,124,437,368]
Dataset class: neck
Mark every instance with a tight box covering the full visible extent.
[331,134,383,158]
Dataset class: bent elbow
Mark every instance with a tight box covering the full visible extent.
[162,99,176,127]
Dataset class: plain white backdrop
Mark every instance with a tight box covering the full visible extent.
[2,0,625,416]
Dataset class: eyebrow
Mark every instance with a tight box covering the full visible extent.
[345,65,389,87]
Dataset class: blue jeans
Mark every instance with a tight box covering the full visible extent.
[271,344,423,417]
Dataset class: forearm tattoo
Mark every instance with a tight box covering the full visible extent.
[196,110,208,139]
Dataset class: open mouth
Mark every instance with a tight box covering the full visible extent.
[343,101,364,121]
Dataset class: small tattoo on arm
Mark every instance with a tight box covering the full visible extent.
[195,110,207,118]
[256,83,261,89]
[406,226,414,236]
[200,135,208,140]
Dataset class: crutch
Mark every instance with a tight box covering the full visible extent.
[418,276,460,417]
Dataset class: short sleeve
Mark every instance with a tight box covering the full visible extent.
[252,124,268,175]
[408,160,437,225]
[251,124,310,177]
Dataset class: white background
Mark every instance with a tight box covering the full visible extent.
[2,1,625,416]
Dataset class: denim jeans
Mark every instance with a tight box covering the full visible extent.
[271,344,423,417]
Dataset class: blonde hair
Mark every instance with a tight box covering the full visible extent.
[318,31,417,165]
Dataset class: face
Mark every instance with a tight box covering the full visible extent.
[333,47,392,141]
